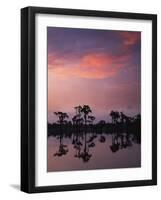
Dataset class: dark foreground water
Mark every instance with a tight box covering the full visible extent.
[47,133,141,172]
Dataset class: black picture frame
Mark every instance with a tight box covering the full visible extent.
[21,6,157,193]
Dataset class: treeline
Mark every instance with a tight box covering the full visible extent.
[48,105,141,140]
[48,105,141,161]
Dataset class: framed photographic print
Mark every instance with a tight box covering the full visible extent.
[21,6,157,193]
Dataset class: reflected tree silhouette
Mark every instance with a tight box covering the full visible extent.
[97,120,106,143]
[48,107,141,162]
[53,112,69,157]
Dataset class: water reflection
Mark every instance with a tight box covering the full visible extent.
[48,131,141,172]
[48,106,141,172]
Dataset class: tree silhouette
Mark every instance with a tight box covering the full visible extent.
[110,111,120,124]
[110,134,120,153]
[120,112,126,123]
[74,105,83,115]
[110,110,115,124]
[114,111,120,124]
[49,107,141,164]
[79,133,92,162]
[53,112,69,157]
[88,115,95,124]
[54,135,68,157]
[73,106,84,143]
[81,105,92,126]
[54,112,69,125]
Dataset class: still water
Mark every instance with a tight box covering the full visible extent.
[47,133,141,172]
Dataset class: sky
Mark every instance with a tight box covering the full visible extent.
[47,27,141,123]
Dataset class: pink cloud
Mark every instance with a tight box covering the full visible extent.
[48,52,130,79]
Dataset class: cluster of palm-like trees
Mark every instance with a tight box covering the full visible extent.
[72,105,95,127]
[50,105,141,162]
[53,106,140,129]
[53,105,96,162]
[54,112,69,125]
[110,110,140,125]
[54,105,96,128]
[50,107,141,140]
